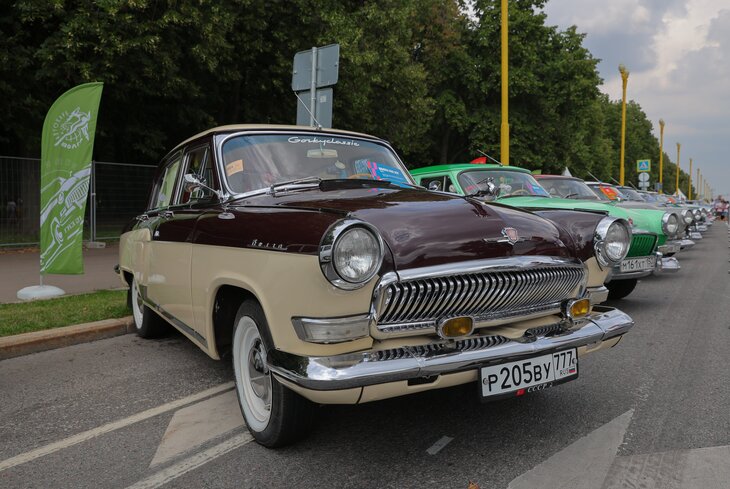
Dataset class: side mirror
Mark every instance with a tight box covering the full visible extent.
[183,173,222,199]
[428,181,442,191]
[486,179,498,196]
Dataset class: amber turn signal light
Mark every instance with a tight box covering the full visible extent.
[438,316,474,338]
[565,298,590,320]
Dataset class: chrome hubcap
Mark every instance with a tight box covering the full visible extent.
[233,315,272,431]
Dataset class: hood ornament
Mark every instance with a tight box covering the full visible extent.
[484,227,526,246]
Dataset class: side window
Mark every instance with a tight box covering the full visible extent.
[152,156,182,209]
[421,176,456,193]
[179,146,214,204]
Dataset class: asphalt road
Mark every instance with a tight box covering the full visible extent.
[1,224,728,489]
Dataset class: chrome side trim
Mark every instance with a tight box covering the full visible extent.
[267,306,634,391]
[139,285,208,348]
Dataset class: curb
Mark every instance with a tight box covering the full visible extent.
[0,316,135,361]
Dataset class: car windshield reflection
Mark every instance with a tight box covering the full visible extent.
[221,134,413,194]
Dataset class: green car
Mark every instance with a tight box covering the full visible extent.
[411,164,682,300]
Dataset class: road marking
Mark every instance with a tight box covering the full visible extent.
[127,432,253,489]
[426,436,454,455]
[0,382,234,473]
[602,444,730,489]
[508,410,633,489]
[150,390,244,467]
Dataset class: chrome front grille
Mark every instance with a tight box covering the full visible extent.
[376,264,585,334]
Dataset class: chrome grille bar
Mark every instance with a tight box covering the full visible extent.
[376,263,585,334]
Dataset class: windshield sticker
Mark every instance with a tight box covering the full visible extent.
[355,160,410,187]
[600,186,619,200]
[287,136,360,147]
[226,159,244,176]
[529,183,549,196]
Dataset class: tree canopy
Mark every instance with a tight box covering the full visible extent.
[0,0,696,195]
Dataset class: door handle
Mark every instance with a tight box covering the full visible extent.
[136,213,149,221]
[161,210,174,219]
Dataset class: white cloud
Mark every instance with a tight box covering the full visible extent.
[543,0,730,196]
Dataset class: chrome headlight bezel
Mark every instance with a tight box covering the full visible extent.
[661,212,679,237]
[681,209,694,225]
[319,219,384,290]
[594,216,632,267]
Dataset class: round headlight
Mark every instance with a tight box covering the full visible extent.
[681,209,694,225]
[594,217,632,266]
[320,220,384,289]
[693,209,701,219]
[334,227,381,283]
[662,212,679,237]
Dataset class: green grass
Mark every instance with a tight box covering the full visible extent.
[0,289,130,337]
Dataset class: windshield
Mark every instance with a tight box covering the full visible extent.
[220,134,413,194]
[639,192,658,202]
[589,184,624,201]
[458,169,549,198]
[537,178,600,200]
[617,187,645,201]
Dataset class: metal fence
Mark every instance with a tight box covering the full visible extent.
[0,156,156,247]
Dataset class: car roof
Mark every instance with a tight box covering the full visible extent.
[533,174,581,180]
[411,163,531,175]
[174,124,385,151]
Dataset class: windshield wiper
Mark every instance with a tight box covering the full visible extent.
[499,193,549,199]
[563,193,579,199]
[268,176,321,196]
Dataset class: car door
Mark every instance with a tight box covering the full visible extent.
[145,151,199,340]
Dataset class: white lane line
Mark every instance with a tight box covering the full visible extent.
[0,382,234,472]
[150,390,244,467]
[127,432,253,489]
[508,410,633,489]
[426,436,454,455]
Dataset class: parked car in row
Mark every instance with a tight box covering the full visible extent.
[411,164,681,300]
[117,125,635,447]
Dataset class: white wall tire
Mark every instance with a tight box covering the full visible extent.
[129,278,168,338]
[231,300,316,447]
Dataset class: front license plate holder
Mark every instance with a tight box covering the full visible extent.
[479,348,579,402]
[619,256,657,273]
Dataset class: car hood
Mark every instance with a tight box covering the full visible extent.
[245,186,573,270]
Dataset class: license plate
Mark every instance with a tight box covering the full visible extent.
[619,255,656,273]
[480,349,578,400]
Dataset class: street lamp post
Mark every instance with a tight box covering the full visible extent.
[688,158,693,200]
[675,143,681,197]
[500,0,509,166]
[658,119,665,193]
[619,64,629,186]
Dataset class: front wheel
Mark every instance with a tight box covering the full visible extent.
[232,300,316,447]
[129,278,169,338]
[606,279,638,300]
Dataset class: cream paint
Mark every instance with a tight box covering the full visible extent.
[120,231,612,360]
[192,244,377,358]
[148,240,196,334]
[585,256,609,287]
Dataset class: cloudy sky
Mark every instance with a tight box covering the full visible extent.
[542,0,730,199]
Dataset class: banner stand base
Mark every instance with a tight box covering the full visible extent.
[84,241,106,249]
[17,285,66,301]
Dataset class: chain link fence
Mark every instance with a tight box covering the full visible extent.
[0,156,156,247]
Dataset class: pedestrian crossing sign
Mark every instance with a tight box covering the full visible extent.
[637,159,651,172]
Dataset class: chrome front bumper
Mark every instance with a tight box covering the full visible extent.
[658,256,680,273]
[659,240,683,254]
[268,306,634,391]
[679,239,695,250]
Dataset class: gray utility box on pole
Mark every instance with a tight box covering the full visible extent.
[292,44,339,128]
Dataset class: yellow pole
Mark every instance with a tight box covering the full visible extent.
[688,158,692,200]
[500,0,509,166]
[619,64,629,185]
[675,143,681,196]
[658,119,665,193]
[696,168,700,200]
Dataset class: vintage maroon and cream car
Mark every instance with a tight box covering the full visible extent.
[117,125,634,447]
